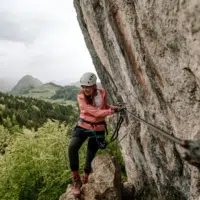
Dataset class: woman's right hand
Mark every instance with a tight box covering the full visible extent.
[112,106,126,113]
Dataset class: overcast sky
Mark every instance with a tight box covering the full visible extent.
[0,0,96,84]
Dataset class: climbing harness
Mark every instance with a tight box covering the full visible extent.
[78,115,125,148]
[91,131,107,149]
[79,118,108,135]
[78,118,108,149]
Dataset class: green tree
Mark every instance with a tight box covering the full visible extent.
[0,121,72,200]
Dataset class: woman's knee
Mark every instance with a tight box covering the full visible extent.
[68,137,84,154]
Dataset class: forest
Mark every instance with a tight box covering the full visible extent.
[0,92,78,132]
[51,85,80,101]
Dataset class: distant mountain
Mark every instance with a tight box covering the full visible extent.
[10,75,43,95]
[46,82,63,89]
[0,77,18,92]
[22,82,63,99]
[8,75,102,104]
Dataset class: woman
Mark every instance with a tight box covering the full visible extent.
[68,72,119,197]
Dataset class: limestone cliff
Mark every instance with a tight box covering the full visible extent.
[74,0,200,199]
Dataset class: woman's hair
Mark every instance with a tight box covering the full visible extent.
[79,85,97,105]
[84,95,93,105]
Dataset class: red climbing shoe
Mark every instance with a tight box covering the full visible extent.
[81,173,89,184]
[72,177,82,198]
[72,171,82,198]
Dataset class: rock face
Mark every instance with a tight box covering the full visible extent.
[59,154,122,200]
[74,0,200,199]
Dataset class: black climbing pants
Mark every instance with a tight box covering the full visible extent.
[68,126,105,174]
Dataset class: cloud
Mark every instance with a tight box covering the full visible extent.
[0,0,76,43]
[0,0,96,83]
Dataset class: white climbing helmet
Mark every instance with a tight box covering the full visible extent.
[80,72,97,86]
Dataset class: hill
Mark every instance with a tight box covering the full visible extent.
[51,85,80,101]
[22,82,63,99]
[20,82,79,106]
[10,75,43,95]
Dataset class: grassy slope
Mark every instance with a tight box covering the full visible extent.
[21,83,77,106]
[22,83,61,99]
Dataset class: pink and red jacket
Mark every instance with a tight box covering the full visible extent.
[77,88,117,131]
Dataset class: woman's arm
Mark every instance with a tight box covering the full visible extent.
[77,94,114,118]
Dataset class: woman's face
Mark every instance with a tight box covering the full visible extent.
[82,85,94,96]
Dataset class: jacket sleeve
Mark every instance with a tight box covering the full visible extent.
[77,94,114,118]
[106,104,119,109]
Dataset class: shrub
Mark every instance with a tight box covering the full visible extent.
[0,125,11,155]
[0,121,73,200]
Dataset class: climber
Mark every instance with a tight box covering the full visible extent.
[68,72,121,198]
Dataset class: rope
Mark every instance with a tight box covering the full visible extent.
[80,106,184,147]
[125,109,185,146]
[107,107,184,146]
[117,132,129,144]
[110,114,124,142]
[113,106,200,167]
